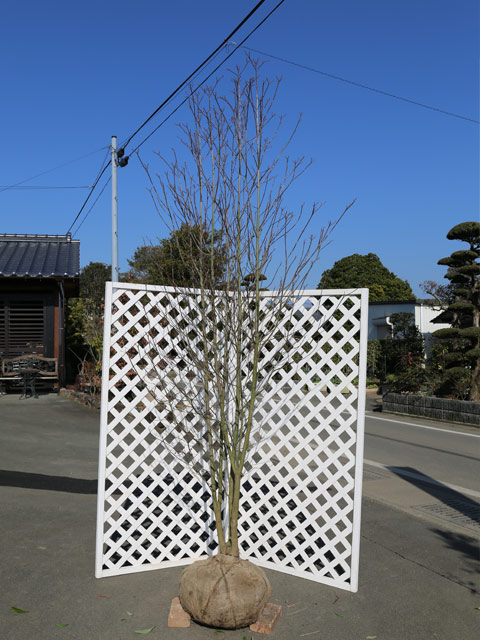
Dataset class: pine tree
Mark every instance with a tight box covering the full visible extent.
[432,221,480,401]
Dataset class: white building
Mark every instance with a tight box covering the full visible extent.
[368,300,450,351]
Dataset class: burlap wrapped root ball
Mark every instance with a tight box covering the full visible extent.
[179,553,271,629]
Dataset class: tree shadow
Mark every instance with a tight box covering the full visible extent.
[431,527,479,564]
[430,528,480,594]
[388,466,480,593]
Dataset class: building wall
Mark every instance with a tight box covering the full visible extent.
[413,305,450,349]
[368,302,414,340]
[368,301,450,351]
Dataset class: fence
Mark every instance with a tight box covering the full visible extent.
[96,283,369,592]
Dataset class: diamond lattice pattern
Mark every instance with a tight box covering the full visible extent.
[96,284,367,591]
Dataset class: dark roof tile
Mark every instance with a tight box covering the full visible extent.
[0,234,80,277]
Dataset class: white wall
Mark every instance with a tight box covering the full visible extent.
[414,304,450,350]
[368,301,450,351]
[368,302,414,340]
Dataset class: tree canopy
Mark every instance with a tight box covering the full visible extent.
[124,224,227,288]
[317,253,414,301]
[79,261,111,304]
[66,261,111,388]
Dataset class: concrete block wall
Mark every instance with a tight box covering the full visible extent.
[382,392,480,426]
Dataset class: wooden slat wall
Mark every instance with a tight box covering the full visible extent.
[9,300,45,355]
[0,298,46,357]
[0,301,5,355]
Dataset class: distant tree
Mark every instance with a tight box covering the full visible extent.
[366,339,381,379]
[390,312,425,345]
[379,312,425,378]
[431,221,480,401]
[66,261,111,390]
[318,253,414,301]
[125,224,227,287]
[79,261,111,303]
[123,245,163,284]
[419,280,455,310]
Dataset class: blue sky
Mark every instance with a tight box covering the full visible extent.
[1,0,478,296]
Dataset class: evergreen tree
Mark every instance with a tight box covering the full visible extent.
[125,224,227,287]
[66,261,111,388]
[318,253,414,301]
[79,261,111,304]
[432,221,480,401]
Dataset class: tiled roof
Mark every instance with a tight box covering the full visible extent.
[0,234,80,277]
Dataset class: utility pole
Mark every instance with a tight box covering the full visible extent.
[111,135,119,282]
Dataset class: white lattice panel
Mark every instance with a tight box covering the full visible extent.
[96,283,368,592]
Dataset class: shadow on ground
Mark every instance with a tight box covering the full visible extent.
[388,466,480,522]
[388,466,480,593]
[0,469,97,494]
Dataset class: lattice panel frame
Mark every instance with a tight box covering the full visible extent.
[96,283,368,592]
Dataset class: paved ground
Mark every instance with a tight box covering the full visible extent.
[0,393,479,639]
[362,391,480,529]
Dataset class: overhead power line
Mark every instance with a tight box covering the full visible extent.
[66,148,111,234]
[130,0,287,154]
[122,0,270,151]
[72,176,112,236]
[0,185,92,190]
[67,0,286,234]
[240,45,480,125]
[0,146,108,194]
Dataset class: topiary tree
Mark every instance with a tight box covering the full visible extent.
[432,221,480,401]
[317,253,414,301]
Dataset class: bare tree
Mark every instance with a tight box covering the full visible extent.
[419,280,455,310]
[136,59,353,558]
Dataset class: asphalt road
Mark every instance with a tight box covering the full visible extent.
[1,393,479,639]
[363,410,480,496]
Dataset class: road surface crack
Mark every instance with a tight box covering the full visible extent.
[361,533,479,594]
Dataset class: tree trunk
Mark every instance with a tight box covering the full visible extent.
[469,307,480,402]
[469,360,480,402]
